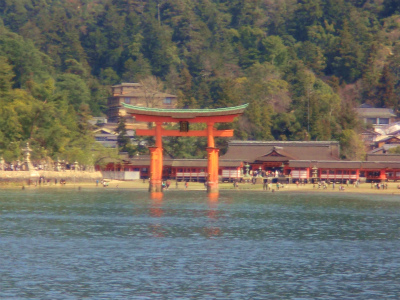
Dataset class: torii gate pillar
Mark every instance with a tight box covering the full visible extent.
[206,147,219,194]
[149,122,163,193]
[149,146,163,192]
[206,122,219,194]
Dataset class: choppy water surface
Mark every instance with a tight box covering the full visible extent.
[1,189,400,299]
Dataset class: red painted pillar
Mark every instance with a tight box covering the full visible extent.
[149,122,163,193]
[380,169,387,182]
[149,145,163,193]
[207,147,219,194]
[206,122,219,194]
[207,122,215,148]
[148,122,163,193]
[155,122,163,183]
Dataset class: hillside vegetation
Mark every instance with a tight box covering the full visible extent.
[1,0,400,162]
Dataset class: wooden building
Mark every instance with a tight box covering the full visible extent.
[103,155,243,182]
[366,154,400,181]
[285,160,388,183]
[100,141,400,183]
[220,140,340,172]
[372,136,400,153]
[107,83,177,123]
[356,103,397,127]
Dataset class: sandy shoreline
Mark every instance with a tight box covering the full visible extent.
[2,179,400,196]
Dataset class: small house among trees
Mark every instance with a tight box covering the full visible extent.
[356,104,397,127]
[107,82,177,123]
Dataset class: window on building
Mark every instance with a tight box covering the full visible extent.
[366,118,377,124]
[378,118,389,125]
[124,97,131,104]
[163,97,172,105]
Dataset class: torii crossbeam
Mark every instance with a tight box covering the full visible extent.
[122,103,248,195]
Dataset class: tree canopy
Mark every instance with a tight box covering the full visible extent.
[1,0,400,161]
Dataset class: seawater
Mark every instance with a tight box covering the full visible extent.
[1,189,400,299]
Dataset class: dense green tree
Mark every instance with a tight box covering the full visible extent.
[339,129,366,160]
[0,56,13,95]
[332,20,364,83]
[55,74,91,111]
[376,64,397,110]
[116,117,137,156]
[116,117,131,150]
[292,0,323,41]
[0,0,398,160]
[381,0,400,17]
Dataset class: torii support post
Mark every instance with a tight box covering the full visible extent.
[149,122,163,193]
[122,104,248,195]
[206,147,219,194]
[148,146,163,192]
[206,122,219,193]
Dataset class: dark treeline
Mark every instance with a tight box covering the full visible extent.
[1,0,400,162]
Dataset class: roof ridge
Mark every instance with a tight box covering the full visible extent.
[229,140,338,145]
[122,103,249,113]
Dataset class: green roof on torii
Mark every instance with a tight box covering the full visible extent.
[122,103,248,119]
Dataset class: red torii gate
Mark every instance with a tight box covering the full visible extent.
[122,103,248,195]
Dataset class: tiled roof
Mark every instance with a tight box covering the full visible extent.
[171,159,207,167]
[112,83,142,88]
[170,159,242,168]
[369,144,400,153]
[366,154,400,162]
[288,160,362,169]
[221,141,340,162]
[287,160,400,169]
[106,155,243,168]
[116,91,177,98]
[356,107,396,118]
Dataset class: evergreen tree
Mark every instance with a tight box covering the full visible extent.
[116,117,131,151]
[376,64,397,111]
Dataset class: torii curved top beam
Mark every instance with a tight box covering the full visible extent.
[121,103,249,123]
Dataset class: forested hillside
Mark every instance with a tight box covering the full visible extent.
[1,0,400,162]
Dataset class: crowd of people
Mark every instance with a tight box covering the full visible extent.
[372,182,388,190]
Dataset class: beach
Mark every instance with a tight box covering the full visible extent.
[5,178,400,196]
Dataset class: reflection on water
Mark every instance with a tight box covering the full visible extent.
[206,197,221,237]
[1,189,400,299]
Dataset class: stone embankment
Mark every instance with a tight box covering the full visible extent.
[0,170,103,185]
